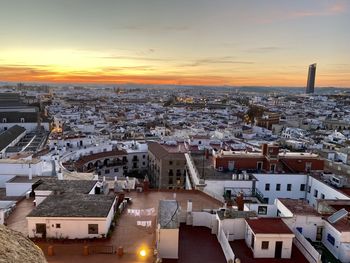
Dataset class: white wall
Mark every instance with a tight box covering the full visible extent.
[254,235,293,259]
[306,177,350,207]
[205,179,253,198]
[0,161,44,177]
[255,174,307,204]
[245,223,294,259]
[157,227,179,259]
[282,216,324,241]
[0,175,15,187]
[27,217,110,239]
[192,212,215,229]
[6,182,32,196]
[244,203,278,217]
[322,221,342,260]
[219,218,246,241]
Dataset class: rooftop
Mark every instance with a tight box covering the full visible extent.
[230,240,308,263]
[246,218,294,235]
[278,198,320,216]
[158,200,179,229]
[27,193,115,218]
[217,209,257,220]
[35,179,97,194]
[0,125,26,151]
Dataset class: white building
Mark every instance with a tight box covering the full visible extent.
[156,200,179,260]
[27,193,116,239]
[245,218,294,259]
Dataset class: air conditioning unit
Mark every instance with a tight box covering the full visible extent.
[331,175,347,188]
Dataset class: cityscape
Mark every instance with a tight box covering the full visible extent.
[0,1,350,263]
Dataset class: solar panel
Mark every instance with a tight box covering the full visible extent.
[328,208,348,224]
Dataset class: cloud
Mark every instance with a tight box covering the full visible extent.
[256,1,347,23]
[113,24,189,33]
[179,56,254,67]
[289,2,347,18]
[100,55,171,62]
[245,46,284,53]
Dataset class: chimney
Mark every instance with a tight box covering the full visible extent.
[143,175,150,192]
[205,149,209,159]
[57,169,63,180]
[187,199,193,213]
[28,164,33,180]
[236,192,244,211]
[262,144,268,156]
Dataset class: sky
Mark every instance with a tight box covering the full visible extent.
[0,0,349,87]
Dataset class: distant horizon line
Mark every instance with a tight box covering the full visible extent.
[0,80,349,89]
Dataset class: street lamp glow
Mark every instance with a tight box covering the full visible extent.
[139,249,147,257]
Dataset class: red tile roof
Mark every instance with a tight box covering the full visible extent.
[246,218,293,235]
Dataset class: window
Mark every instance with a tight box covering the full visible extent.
[56,223,61,228]
[314,189,318,198]
[36,224,46,234]
[169,169,173,176]
[263,198,269,204]
[287,184,292,191]
[300,184,306,191]
[258,206,267,215]
[105,169,110,174]
[305,162,312,172]
[142,162,146,165]
[276,184,281,191]
[169,161,173,165]
[88,224,98,234]
[2,118,6,123]
[321,193,325,199]
[296,227,302,233]
[169,177,173,184]
[261,241,269,250]
[327,233,335,246]
[114,168,119,172]
[265,183,270,191]
[20,118,25,123]
[308,186,311,193]
[143,155,146,159]
[270,164,276,172]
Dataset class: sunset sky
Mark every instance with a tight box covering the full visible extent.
[0,0,349,87]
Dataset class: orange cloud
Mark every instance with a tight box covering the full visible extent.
[0,65,348,87]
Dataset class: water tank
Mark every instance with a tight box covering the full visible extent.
[238,174,244,180]
[244,173,249,180]
[232,174,238,180]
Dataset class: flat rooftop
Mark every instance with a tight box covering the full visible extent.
[246,218,294,235]
[278,198,320,216]
[163,224,226,263]
[217,209,257,220]
[230,240,308,263]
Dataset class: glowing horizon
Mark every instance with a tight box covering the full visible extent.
[0,0,349,87]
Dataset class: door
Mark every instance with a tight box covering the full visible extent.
[228,161,235,171]
[257,162,263,171]
[36,223,46,238]
[316,226,323,241]
[275,241,283,258]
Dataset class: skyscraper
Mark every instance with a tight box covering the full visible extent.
[306,63,317,94]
